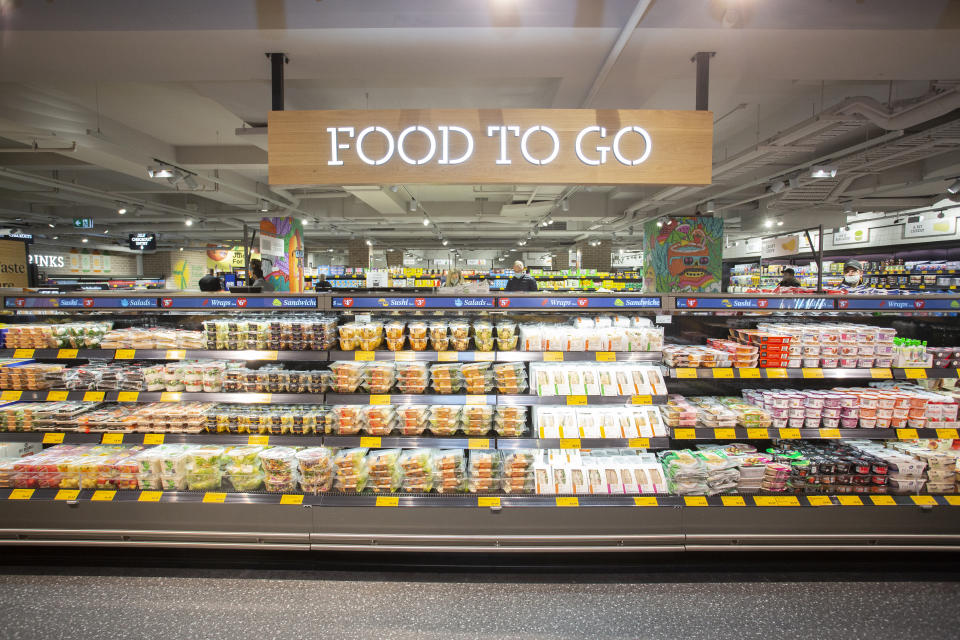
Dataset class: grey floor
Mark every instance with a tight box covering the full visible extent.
[1,561,960,640]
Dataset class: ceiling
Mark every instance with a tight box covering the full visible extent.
[0,0,959,253]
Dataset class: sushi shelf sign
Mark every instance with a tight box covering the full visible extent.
[268,108,713,186]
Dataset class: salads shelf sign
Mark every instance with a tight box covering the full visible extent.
[268,109,713,186]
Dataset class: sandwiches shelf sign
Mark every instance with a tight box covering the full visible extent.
[333,297,495,309]
[268,109,713,186]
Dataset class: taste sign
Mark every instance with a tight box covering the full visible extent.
[269,109,713,186]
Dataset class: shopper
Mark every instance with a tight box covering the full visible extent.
[315,273,332,291]
[777,268,802,288]
[249,262,274,292]
[840,259,865,289]
[441,268,468,292]
[504,260,538,291]
[198,269,222,292]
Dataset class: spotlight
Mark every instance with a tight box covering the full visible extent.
[52,236,58,240]
[768,180,786,194]
[147,164,174,179]
[410,200,418,213]
[47,222,55,228]
[422,215,430,226]
[547,216,554,225]
[560,199,569,212]
[656,221,663,228]
[938,211,946,219]
[117,207,127,215]
[179,247,184,252]
[365,239,373,246]
[442,239,448,246]
[809,165,838,179]
[704,200,716,214]
[82,237,89,243]
[390,185,400,193]
[947,178,960,195]
[777,221,784,226]
[185,218,193,227]
[258,201,269,213]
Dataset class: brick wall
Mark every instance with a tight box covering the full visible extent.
[347,239,370,268]
[141,252,168,278]
[37,249,138,276]
[385,250,403,267]
[166,249,210,290]
[552,250,569,270]
[576,240,612,270]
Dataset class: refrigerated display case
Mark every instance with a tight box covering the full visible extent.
[1,290,959,553]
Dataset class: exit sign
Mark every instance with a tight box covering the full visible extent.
[73,218,93,229]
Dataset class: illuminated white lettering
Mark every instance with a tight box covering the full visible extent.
[438,126,474,165]
[486,125,520,165]
[574,126,608,166]
[612,126,652,166]
[519,126,560,166]
[326,127,355,166]
[356,126,395,166]
[397,126,437,165]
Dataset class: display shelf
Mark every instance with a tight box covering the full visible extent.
[669,427,959,441]
[0,390,317,404]
[495,351,661,362]
[324,393,497,405]
[668,367,958,380]
[497,437,669,450]
[496,394,667,406]
[0,348,328,362]
[330,350,497,362]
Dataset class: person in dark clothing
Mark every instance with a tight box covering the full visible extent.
[315,273,333,291]
[504,260,538,292]
[198,269,222,292]
[777,267,802,288]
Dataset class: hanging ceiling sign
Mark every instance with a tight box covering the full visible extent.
[903,215,957,239]
[268,109,713,186]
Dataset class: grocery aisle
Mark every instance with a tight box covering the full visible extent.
[2,552,960,640]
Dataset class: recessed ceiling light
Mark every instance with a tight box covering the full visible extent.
[147,164,174,179]
[81,237,88,243]
[117,207,127,215]
[809,165,838,179]
[764,220,773,228]
[185,218,193,227]
[422,215,430,226]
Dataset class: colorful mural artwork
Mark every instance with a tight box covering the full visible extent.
[259,217,304,292]
[172,259,191,290]
[206,245,260,272]
[643,217,723,292]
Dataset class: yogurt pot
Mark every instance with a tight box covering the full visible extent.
[839,357,858,368]
[787,395,804,409]
[839,329,859,342]
[840,407,860,419]
[857,328,877,343]
[877,397,896,410]
[821,358,839,368]
[839,344,859,356]
[857,358,875,368]
[875,417,891,428]
[820,345,839,356]
[839,396,859,409]
[789,408,806,419]
[805,417,821,428]
[771,417,788,429]
[823,395,843,409]
[841,417,859,428]
[788,359,802,368]
[769,407,788,419]
[859,418,876,429]
[804,396,825,409]
[893,408,910,420]
[908,418,927,429]
[802,358,820,368]
[877,328,897,341]
[859,407,877,419]
[802,345,820,357]
[877,409,894,419]
[822,407,841,419]
[874,344,894,356]
[788,417,805,428]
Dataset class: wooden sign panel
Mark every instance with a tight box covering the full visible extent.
[268,109,712,186]
[0,239,29,288]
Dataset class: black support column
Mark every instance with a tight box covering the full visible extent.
[691,51,716,111]
[266,52,289,112]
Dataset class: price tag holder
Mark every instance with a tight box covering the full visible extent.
[101,433,124,444]
[55,489,80,501]
[566,395,588,406]
[776,496,800,507]
[721,496,745,507]
[633,497,658,506]
[165,350,187,360]
[464,395,487,405]
[714,428,736,439]
[82,391,105,402]
[13,348,34,358]
[555,497,579,507]
[478,496,501,508]
[595,352,616,362]
[46,390,69,402]
[870,495,897,506]
[116,391,139,402]
[739,368,761,379]
[8,489,34,500]
[746,428,770,439]
[684,496,708,507]
[354,351,376,361]
[143,434,165,445]
[393,351,415,362]
[779,428,802,439]
[202,492,227,504]
[280,494,304,505]
[376,496,399,507]
[475,352,495,361]
[870,368,893,379]
[673,428,696,440]
[712,368,734,379]
[360,436,382,448]
[159,392,181,402]
[631,395,653,406]
[628,438,650,449]
[897,428,919,440]
[904,368,927,379]
[57,349,79,359]
[42,432,65,444]
[936,429,959,440]
[837,495,863,506]
[260,351,279,361]
[754,497,778,507]
[91,490,116,502]
[468,438,490,450]
[544,352,564,362]
[819,429,842,439]
[248,435,269,445]
[808,496,833,506]
[802,368,824,379]
[944,496,960,507]
[766,368,788,379]
[558,438,581,449]
[369,395,391,405]
[0,390,23,402]
[437,351,457,362]
[138,491,163,502]
[911,495,938,506]
[675,368,697,379]
[115,349,136,360]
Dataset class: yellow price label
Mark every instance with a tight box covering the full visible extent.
[628,438,650,449]
[675,368,697,379]
[739,368,761,379]
[765,368,788,379]
[870,368,893,379]
[0,390,22,401]
[138,491,163,502]
[674,428,696,440]
[260,350,279,361]
[468,438,490,450]
[280,494,304,505]
[354,351,376,361]
[243,393,272,403]
[870,495,897,506]
[634,497,658,506]
[42,432,65,444]
[202,492,227,503]
[13,349,34,358]
[437,351,457,362]
[712,368,734,378]
[8,489,34,500]
[556,497,579,507]
[55,490,80,501]
[159,392,181,402]
[544,351,564,362]
[819,429,842,439]
[360,436,382,448]
[904,368,927,379]
[897,428,919,440]
[143,434,165,445]
[394,351,414,362]
[464,395,487,405]
[114,349,135,360]
[631,395,653,405]
[248,435,269,445]
[721,496,746,507]
[754,496,779,507]
[779,428,802,439]
[57,349,79,359]
[101,433,124,444]
[82,391,105,402]
[747,428,770,439]
[91,490,116,502]
[936,429,959,440]
[776,496,800,506]
[566,395,588,406]
[369,395,391,405]
[714,428,737,439]
[475,352,495,361]
[478,496,501,508]
[165,350,186,360]
[45,390,69,401]
[911,495,938,506]
[802,368,824,379]
[116,391,139,402]
[559,438,581,449]
[684,496,708,507]
[595,352,616,362]
[375,496,399,507]
[837,495,863,506]
[808,496,833,506]
[944,496,960,506]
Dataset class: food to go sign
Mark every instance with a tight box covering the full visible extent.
[269,109,712,186]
